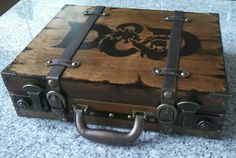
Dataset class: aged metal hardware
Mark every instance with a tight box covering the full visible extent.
[153,68,190,78]
[156,104,178,122]
[23,84,44,111]
[46,91,66,117]
[11,94,32,110]
[163,16,191,23]
[197,120,213,130]
[157,11,186,133]
[74,105,145,144]
[132,110,152,120]
[45,59,80,68]
[47,79,57,88]
[46,6,105,119]
[72,104,88,111]
[17,99,30,110]
[178,101,201,128]
[83,10,109,16]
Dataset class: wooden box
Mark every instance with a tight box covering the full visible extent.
[1,5,229,144]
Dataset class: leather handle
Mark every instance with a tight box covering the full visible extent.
[74,108,145,144]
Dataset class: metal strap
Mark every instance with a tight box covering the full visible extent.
[46,6,105,119]
[158,11,185,133]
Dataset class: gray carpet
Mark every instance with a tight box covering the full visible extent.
[0,0,236,157]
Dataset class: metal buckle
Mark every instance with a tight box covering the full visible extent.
[156,104,178,123]
[153,68,190,78]
[156,104,178,133]
[45,59,80,68]
[163,16,192,23]
[46,90,66,118]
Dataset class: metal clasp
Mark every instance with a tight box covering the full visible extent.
[23,84,45,111]
[163,16,192,23]
[46,91,66,119]
[156,104,178,133]
[45,59,80,68]
[153,68,190,78]
[178,101,201,128]
[83,10,109,16]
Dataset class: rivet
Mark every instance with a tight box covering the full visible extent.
[109,113,114,118]
[164,16,169,20]
[71,61,80,67]
[48,79,57,87]
[102,12,109,16]
[180,71,190,78]
[46,59,52,65]
[154,69,160,74]
[163,91,173,99]
[127,115,132,120]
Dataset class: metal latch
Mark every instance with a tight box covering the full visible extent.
[45,59,80,68]
[156,104,178,133]
[178,101,201,128]
[23,84,45,111]
[46,91,66,118]
[83,10,109,16]
[153,68,190,78]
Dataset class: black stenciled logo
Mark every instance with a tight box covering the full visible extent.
[57,22,201,60]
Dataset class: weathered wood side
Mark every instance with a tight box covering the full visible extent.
[8,5,226,93]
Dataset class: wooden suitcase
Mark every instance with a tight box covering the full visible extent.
[1,5,229,144]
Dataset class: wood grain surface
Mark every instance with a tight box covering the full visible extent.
[8,5,226,93]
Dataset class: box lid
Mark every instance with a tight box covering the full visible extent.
[6,5,227,94]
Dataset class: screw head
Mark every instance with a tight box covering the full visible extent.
[163,91,173,99]
[109,113,114,118]
[48,79,57,87]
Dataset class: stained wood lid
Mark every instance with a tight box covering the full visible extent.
[7,5,227,93]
